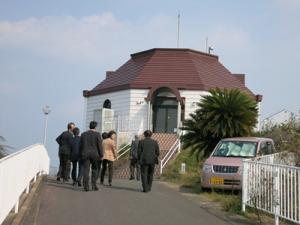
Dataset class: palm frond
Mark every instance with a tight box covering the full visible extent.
[181,88,258,160]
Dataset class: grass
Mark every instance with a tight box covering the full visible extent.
[161,148,243,214]
[202,192,243,213]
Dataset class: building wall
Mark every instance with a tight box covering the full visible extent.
[179,90,209,120]
[84,90,131,130]
[85,89,210,132]
[128,89,149,134]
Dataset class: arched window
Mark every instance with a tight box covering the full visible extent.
[103,99,111,109]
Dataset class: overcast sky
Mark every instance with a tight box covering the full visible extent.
[0,0,299,166]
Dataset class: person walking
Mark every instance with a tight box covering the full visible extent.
[70,127,82,186]
[96,132,108,182]
[100,130,117,186]
[138,130,160,193]
[56,122,75,182]
[129,135,140,180]
[80,121,103,191]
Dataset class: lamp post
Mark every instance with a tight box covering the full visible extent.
[42,105,51,146]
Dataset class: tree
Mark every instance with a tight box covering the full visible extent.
[258,119,300,166]
[181,88,258,160]
[0,136,8,158]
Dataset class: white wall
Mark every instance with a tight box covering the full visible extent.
[179,90,209,120]
[84,90,131,130]
[85,89,209,133]
[129,89,149,134]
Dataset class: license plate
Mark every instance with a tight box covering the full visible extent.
[210,177,224,185]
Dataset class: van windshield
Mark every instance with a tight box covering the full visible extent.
[213,140,257,158]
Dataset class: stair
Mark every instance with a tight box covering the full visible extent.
[113,133,178,179]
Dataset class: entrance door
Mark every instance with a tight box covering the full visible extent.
[153,97,178,133]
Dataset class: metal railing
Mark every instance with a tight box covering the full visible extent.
[117,141,132,160]
[242,153,300,225]
[0,144,50,224]
[160,139,181,175]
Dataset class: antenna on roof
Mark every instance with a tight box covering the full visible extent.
[177,12,180,48]
[206,37,214,54]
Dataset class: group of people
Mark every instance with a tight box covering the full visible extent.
[56,121,160,193]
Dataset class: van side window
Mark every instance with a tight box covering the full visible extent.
[260,141,274,155]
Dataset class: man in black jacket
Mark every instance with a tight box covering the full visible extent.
[80,121,103,191]
[138,130,160,193]
[56,122,75,182]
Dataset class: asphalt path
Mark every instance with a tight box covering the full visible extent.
[22,177,239,225]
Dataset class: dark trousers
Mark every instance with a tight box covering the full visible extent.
[100,159,113,184]
[77,159,84,183]
[130,159,140,180]
[96,160,103,181]
[140,164,155,192]
[71,160,83,182]
[58,153,70,181]
[83,152,99,190]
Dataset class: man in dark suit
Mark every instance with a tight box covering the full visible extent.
[80,121,103,191]
[56,122,75,182]
[138,130,160,193]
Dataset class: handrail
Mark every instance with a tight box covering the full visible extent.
[160,139,180,174]
[117,142,130,154]
[161,139,179,163]
[0,143,41,162]
[0,144,50,224]
[117,142,131,160]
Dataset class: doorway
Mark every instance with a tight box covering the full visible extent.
[153,96,178,133]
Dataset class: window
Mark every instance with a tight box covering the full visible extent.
[213,141,257,158]
[103,99,111,109]
[259,141,274,155]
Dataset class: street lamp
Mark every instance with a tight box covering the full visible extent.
[42,105,51,146]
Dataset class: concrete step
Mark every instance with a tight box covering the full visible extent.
[113,133,178,179]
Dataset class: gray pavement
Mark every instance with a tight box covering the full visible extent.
[22,177,243,225]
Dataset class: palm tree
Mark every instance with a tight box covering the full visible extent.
[181,88,258,160]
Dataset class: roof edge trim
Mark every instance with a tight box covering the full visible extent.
[131,48,218,59]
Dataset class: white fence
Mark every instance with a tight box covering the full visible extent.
[0,144,50,224]
[242,153,300,225]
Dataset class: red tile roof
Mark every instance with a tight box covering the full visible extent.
[84,48,255,97]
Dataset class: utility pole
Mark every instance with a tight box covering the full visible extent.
[177,13,180,48]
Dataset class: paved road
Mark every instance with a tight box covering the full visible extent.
[23,177,241,225]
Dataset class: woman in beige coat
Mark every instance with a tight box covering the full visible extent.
[100,130,117,186]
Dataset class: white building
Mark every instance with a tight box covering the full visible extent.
[83,48,261,144]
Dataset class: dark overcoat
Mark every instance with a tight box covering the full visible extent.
[79,130,103,159]
[56,131,73,155]
[138,137,160,165]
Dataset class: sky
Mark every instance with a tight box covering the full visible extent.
[0,0,299,166]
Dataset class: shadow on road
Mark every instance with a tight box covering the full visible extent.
[45,178,85,192]
[102,184,142,193]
